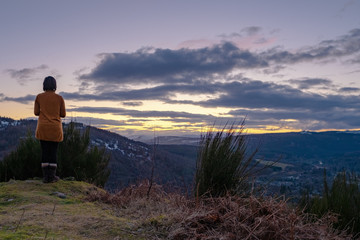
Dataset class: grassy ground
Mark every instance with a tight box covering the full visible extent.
[0,180,353,240]
[0,180,138,240]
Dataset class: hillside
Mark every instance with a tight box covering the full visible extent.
[2,117,360,197]
[0,180,352,239]
[0,118,195,191]
[152,131,360,198]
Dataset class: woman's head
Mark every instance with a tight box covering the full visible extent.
[43,76,57,91]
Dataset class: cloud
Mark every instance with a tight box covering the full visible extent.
[337,0,357,17]
[5,65,49,85]
[241,26,262,36]
[69,106,214,121]
[218,26,276,49]
[62,117,142,131]
[229,107,360,130]
[61,83,219,102]
[122,101,143,107]
[339,87,360,92]
[56,75,360,132]
[0,94,36,104]
[262,28,360,64]
[79,28,360,92]
[4,29,360,133]
[197,81,360,112]
[348,54,360,64]
[3,76,360,131]
[287,78,333,89]
[79,42,268,85]
[4,68,360,132]
[262,65,285,74]
[61,76,360,115]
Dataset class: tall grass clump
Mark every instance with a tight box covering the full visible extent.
[195,121,258,198]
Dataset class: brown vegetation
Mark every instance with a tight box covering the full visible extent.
[86,181,352,240]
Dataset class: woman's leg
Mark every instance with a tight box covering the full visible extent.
[40,140,59,183]
[47,141,59,164]
[40,140,50,183]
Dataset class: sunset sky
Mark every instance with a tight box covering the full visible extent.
[1,0,360,138]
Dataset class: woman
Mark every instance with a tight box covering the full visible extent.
[34,76,66,183]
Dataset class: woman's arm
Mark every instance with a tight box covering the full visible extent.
[60,96,66,118]
[34,96,40,116]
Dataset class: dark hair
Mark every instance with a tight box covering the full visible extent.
[43,76,57,91]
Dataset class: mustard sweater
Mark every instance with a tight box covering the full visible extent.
[34,91,66,142]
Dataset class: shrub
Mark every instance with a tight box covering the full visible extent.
[0,131,41,181]
[57,122,110,187]
[194,121,259,197]
[301,170,360,235]
[0,122,110,187]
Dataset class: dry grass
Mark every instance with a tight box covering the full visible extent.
[0,179,352,239]
[86,181,353,240]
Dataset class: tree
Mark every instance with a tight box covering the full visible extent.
[0,122,110,187]
[194,121,259,198]
[57,122,110,187]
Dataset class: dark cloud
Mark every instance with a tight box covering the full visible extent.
[55,75,360,131]
[79,42,268,85]
[69,106,214,121]
[262,28,360,64]
[3,76,360,131]
[4,70,360,132]
[122,101,143,107]
[3,29,360,133]
[1,94,36,104]
[58,77,360,115]
[5,65,48,85]
[197,81,360,111]
[60,82,220,102]
[228,107,360,130]
[287,78,333,89]
[262,65,285,74]
[63,116,136,127]
[218,32,242,39]
[218,26,262,39]
[241,26,262,36]
[339,87,360,92]
[79,28,360,92]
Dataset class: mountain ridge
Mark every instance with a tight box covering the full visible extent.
[1,117,360,197]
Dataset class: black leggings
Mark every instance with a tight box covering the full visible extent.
[40,140,59,164]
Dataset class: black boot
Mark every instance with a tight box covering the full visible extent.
[48,165,60,183]
[42,166,50,183]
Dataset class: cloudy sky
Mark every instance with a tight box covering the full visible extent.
[1,0,360,137]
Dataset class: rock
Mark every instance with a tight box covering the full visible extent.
[51,192,67,199]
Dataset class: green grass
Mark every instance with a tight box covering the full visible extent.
[0,180,132,239]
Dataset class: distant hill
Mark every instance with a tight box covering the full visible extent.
[0,117,195,191]
[1,117,360,196]
[143,130,360,197]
